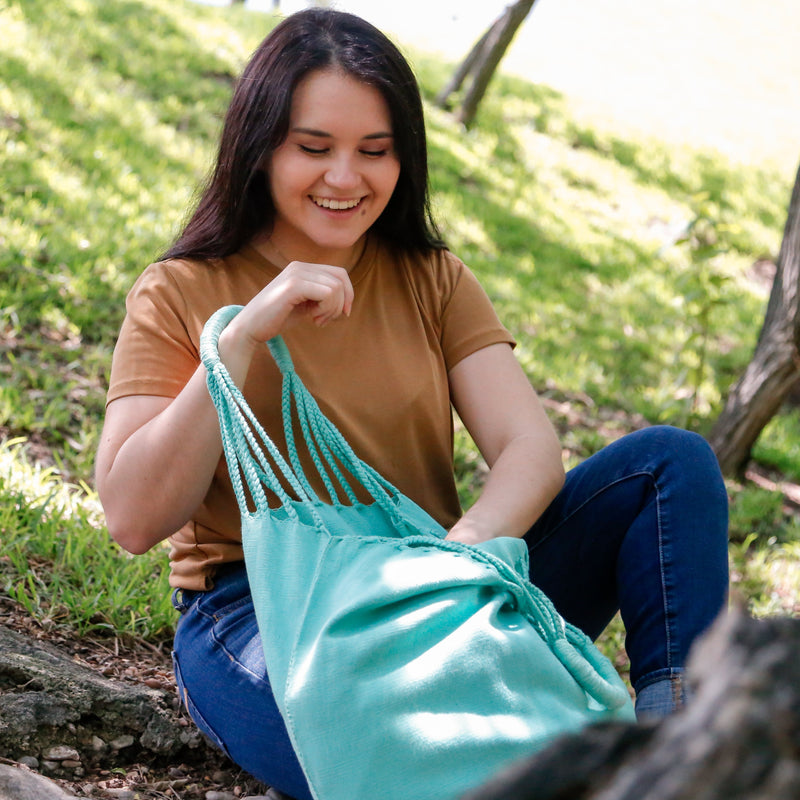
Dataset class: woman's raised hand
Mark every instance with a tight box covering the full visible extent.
[96,261,354,554]
[270,261,354,331]
[253,260,353,335]
[220,261,354,366]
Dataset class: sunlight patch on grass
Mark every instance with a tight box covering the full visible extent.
[731,537,800,618]
[0,438,175,640]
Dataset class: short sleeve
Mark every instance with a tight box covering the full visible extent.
[106,263,199,404]
[439,257,516,370]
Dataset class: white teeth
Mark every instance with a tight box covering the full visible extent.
[313,197,361,210]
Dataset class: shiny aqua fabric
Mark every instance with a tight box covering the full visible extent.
[201,306,635,800]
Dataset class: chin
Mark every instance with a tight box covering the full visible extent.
[313,232,369,251]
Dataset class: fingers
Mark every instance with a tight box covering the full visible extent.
[236,262,355,343]
[283,262,353,327]
[288,263,353,326]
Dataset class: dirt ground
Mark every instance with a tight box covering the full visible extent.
[0,593,272,800]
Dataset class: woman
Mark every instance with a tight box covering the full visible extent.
[96,9,729,800]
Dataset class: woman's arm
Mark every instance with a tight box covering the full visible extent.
[95,261,354,554]
[446,343,565,544]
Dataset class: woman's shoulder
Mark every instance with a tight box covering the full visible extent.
[395,243,465,274]
[131,254,225,287]
[373,239,468,299]
[127,247,270,303]
[121,248,274,347]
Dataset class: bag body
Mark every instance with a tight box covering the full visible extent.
[201,305,635,800]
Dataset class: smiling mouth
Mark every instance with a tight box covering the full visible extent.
[312,196,363,211]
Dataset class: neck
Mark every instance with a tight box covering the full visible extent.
[253,230,366,272]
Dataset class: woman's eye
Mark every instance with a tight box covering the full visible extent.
[299,145,328,155]
[361,149,388,158]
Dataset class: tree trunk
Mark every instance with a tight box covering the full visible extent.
[707,160,800,475]
[434,24,496,110]
[436,0,537,128]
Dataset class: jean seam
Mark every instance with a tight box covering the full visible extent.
[529,469,654,549]
[172,650,233,757]
[654,472,673,672]
[193,592,252,621]
[192,595,266,682]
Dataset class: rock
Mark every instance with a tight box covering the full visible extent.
[103,789,136,799]
[462,609,800,800]
[0,624,204,764]
[109,734,135,751]
[42,745,80,762]
[0,763,76,799]
[17,757,38,770]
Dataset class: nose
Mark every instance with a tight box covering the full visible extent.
[324,154,360,191]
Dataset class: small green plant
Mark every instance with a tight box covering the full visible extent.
[665,193,740,427]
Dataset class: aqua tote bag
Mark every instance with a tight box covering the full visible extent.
[201,305,635,800]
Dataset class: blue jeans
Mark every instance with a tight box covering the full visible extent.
[171,425,729,797]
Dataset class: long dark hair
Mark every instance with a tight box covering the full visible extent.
[162,8,444,261]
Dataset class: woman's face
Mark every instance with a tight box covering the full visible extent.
[267,68,401,266]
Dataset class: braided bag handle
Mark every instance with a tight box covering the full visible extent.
[200,305,630,711]
[200,306,402,527]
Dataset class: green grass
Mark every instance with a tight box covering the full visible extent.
[1,0,798,646]
[1,0,270,479]
[753,408,800,482]
[0,439,174,641]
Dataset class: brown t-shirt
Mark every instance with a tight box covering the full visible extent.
[107,236,515,589]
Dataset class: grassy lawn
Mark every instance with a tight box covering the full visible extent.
[1,0,798,654]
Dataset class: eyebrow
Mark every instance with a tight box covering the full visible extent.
[291,127,394,140]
